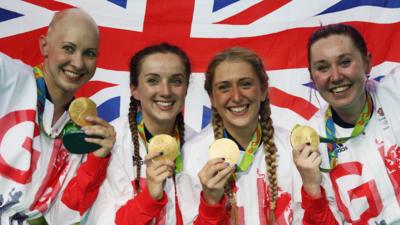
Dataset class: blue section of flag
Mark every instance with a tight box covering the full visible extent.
[0,8,23,22]
[202,105,211,128]
[107,0,128,8]
[373,75,385,82]
[97,97,121,122]
[213,0,239,12]
[319,0,400,15]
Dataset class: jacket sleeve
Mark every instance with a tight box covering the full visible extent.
[193,192,230,225]
[301,186,340,225]
[115,187,168,225]
[61,153,111,215]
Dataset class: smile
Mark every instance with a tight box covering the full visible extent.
[155,101,174,107]
[228,105,248,113]
[330,85,351,93]
[63,70,83,78]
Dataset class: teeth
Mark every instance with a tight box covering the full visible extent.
[230,105,247,113]
[156,101,173,106]
[332,86,349,93]
[64,70,81,78]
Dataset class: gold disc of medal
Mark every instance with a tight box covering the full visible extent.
[148,134,180,161]
[209,138,240,164]
[290,125,320,150]
[68,97,97,127]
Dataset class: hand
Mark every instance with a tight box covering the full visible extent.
[198,158,235,205]
[292,143,322,198]
[82,116,116,158]
[145,152,175,200]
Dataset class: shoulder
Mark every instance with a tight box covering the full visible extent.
[0,53,33,85]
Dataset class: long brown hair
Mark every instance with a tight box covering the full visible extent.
[128,43,191,192]
[205,47,278,223]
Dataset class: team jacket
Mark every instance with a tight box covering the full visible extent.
[179,125,304,225]
[84,116,196,225]
[303,66,400,225]
[0,53,110,225]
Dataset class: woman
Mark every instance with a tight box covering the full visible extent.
[0,9,115,225]
[294,24,400,224]
[85,43,193,225]
[180,47,302,224]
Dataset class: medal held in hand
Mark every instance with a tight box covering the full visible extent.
[148,134,180,161]
[62,97,102,154]
[290,125,320,150]
[209,138,240,165]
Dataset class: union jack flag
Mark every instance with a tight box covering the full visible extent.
[1,0,400,132]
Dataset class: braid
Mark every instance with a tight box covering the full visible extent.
[128,96,142,193]
[260,98,278,224]
[176,112,185,146]
[211,108,224,139]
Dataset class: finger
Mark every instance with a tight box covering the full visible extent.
[207,165,235,188]
[149,166,174,181]
[85,137,114,151]
[84,116,109,127]
[145,152,164,162]
[205,161,230,179]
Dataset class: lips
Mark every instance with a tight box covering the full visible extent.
[228,104,248,113]
[63,69,83,81]
[155,101,173,107]
[330,84,351,93]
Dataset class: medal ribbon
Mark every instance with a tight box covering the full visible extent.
[136,118,183,173]
[321,94,373,171]
[223,123,262,172]
[33,64,65,139]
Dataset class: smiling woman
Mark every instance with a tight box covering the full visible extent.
[179,47,303,225]
[294,23,400,224]
[84,43,195,225]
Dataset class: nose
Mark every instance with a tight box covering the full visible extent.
[70,53,84,69]
[330,66,343,84]
[159,80,172,97]
[230,86,242,103]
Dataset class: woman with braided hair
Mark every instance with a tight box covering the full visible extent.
[179,47,303,224]
[84,43,195,225]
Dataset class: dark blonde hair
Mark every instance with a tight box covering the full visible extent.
[128,43,191,192]
[205,47,278,222]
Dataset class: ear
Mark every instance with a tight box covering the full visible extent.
[39,35,49,57]
[364,53,372,75]
[130,85,141,101]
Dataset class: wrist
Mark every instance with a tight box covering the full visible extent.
[303,184,322,198]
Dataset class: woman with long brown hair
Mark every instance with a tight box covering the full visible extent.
[180,47,302,224]
[85,43,194,225]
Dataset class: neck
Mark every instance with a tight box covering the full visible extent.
[141,115,175,136]
[332,92,367,125]
[225,121,258,149]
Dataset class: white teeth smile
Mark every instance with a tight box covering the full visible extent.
[64,70,81,78]
[331,86,350,93]
[156,101,173,106]
[230,105,247,113]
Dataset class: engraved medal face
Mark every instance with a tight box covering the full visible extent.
[209,138,240,164]
[290,125,320,150]
[148,134,179,161]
